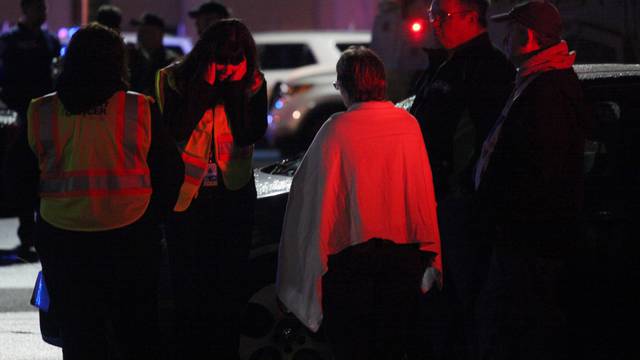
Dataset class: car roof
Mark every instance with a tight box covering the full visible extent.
[574,63,640,81]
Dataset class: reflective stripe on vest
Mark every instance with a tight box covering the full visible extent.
[39,172,151,197]
[28,91,152,231]
[156,68,167,114]
[173,107,214,212]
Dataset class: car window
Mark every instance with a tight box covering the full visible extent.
[336,43,369,52]
[584,101,620,177]
[257,44,316,70]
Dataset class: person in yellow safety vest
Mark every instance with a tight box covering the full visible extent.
[3,23,182,360]
[155,19,267,359]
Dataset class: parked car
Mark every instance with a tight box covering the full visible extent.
[253,30,370,101]
[265,65,344,155]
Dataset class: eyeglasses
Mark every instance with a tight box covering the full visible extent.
[427,9,472,23]
[332,80,339,90]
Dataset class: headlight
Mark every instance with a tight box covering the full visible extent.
[280,83,313,96]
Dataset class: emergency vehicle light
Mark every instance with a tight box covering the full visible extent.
[411,21,423,33]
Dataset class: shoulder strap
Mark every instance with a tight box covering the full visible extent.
[501,72,543,117]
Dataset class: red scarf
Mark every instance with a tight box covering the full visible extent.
[518,40,576,79]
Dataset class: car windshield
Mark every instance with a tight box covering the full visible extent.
[336,42,369,51]
[259,154,304,176]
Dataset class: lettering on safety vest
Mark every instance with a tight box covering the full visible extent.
[64,101,108,117]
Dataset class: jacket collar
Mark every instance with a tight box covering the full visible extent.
[449,32,492,59]
[517,41,576,80]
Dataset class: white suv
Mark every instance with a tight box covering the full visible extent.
[256,31,371,154]
[254,31,370,99]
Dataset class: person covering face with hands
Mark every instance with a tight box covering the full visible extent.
[205,57,247,84]
[155,19,267,359]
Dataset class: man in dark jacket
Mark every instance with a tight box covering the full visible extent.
[408,0,514,359]
[0,0,59,125]
[0,0,60,261]
[129,13,179,96]
[474,2,589,359]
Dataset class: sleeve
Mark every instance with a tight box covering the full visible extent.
[156,68,221,142]
[146,101,183,221]
[222,80,268,146]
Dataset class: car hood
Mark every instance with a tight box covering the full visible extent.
[254,169,293,199]
[254,155,304,199]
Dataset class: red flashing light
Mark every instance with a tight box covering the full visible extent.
[411,21,423,33]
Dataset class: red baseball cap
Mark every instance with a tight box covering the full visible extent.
[491,1,563,42]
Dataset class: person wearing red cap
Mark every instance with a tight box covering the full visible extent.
[474,1,591,359]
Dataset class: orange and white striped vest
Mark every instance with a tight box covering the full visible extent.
[156,65,259,212]
[27,91,152,231]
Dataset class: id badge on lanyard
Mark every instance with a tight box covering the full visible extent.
[203,157,218,187]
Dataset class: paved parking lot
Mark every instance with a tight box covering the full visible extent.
[0,218,62,360]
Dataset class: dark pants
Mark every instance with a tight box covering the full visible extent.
[321,239,427,360]
[0,121,34,249]
[165,181,255,360]
[430,196,491,360]
[18,211,35,247]
[477,223,573,360]
[35,214,161,360]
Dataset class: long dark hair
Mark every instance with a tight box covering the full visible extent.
[56,23,128,114]
[174,18,258,93]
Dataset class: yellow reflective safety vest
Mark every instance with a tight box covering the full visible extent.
[27,91,153,231]
[156,64,258,212]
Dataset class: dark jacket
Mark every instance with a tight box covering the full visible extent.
[2,98,182,223]
[475,69,589,245]
[0,23,60,123]
[129,45,180,96]
[410,33,515,199]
